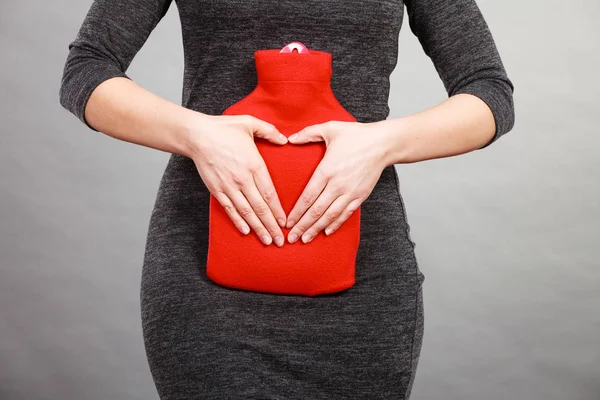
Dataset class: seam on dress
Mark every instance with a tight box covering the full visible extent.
[391,165,421,399]
[404,283,420,399]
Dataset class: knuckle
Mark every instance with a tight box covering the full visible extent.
[239,207,254,218]
[253,203,270,216]
[231,172,247,186]
[324,211,339,223]
[348,199,362,212]
[303,126,315,136]
[222,203,236,215]
[213,190,226,201]
[356,190,369,200]
[309,206,324,219]
[345,205,359,216]
[241,114,255,125]
[262,188,276,203]
[319,167,334,181]
[263,122,276,133]
[247,162,262,174]
[324,120,338,130]
[301,194,315,206]
[329,181,345,194]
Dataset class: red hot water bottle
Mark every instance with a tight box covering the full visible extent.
[206,46,360,296]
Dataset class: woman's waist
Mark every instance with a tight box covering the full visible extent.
[153,155,408,226]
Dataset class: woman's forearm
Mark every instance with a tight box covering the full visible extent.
[378,93,498,165]
[85,78,496,165]
[84,77,203,158]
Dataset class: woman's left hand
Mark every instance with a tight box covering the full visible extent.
[285,120,392,244]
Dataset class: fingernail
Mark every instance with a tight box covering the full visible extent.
[279,133,287,142]
[274,235,284,247]
[325,228,333,235]
[288,232,298,243]
[262,235,272,245]
[302,233,313,243]
[288,134,298,141]
[286,220,295,229]
[278,218,286,228]
[240,225,250,235]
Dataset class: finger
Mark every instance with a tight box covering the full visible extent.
[213,191,250,235]
[253,164,287,229]
[246,115,287,145]
[287,123,327,144]
[324,199,362,236]
[240,181,285,247]
[287,183,340,244]
[228,188,273,246]
[299,195,349,243]
[285,167,329,229]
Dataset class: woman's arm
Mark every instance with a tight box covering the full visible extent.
[385,0,515,160]
[83,77,200,157]
[378,93,499,165]
[59,0,206,156]
[59,0,174,130]
[284,0,515,241]
[59,0,288,246]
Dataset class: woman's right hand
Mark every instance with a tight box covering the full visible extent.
[188,114,288,247]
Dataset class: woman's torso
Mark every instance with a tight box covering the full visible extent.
[141,4,424,396]
[175,0,404,120]
[149,0,419,285]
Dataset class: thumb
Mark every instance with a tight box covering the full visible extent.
[247,116,287,145]
[287,123,327,144]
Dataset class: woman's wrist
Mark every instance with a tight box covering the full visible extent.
[371,118,411,167]
[176,108,214,159]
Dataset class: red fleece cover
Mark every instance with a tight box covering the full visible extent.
[206,48,360,296]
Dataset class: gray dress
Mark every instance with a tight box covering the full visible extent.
[59,0,514,398]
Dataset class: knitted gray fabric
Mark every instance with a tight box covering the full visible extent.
[59,0,514,398]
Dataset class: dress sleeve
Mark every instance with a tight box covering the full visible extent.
[404,0,515,147]
[59,0,173,130]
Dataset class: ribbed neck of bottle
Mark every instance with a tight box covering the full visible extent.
[254,49,333,83]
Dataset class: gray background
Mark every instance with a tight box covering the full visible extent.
[1,0,598,399]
